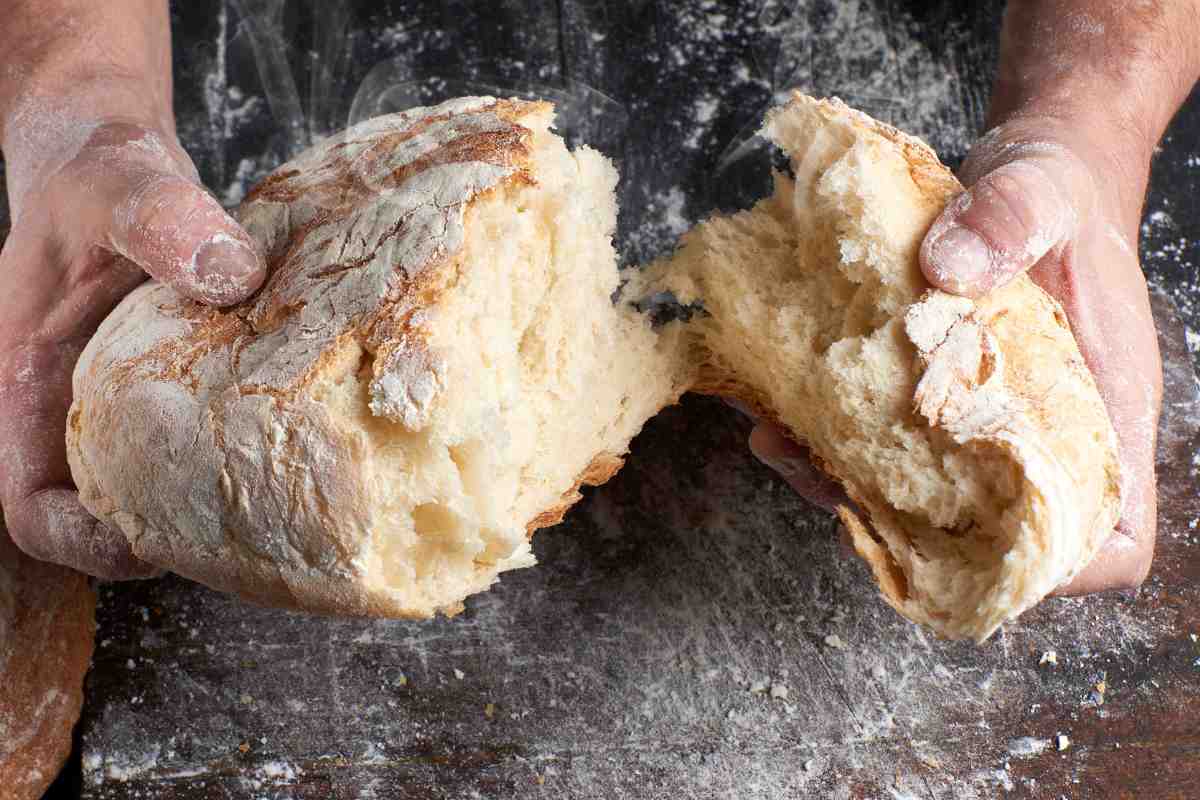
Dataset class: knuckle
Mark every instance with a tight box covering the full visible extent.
[116,173,192,234]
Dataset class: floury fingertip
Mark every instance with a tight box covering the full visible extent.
[925,223,992,295]
[193,232,266,305]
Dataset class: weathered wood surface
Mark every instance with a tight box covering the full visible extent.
[70,1,1200,798]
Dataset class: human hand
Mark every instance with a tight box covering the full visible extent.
[748,1,1200,594]
[918,113,1160,594]
[0,118,266,579]
[911,0,1200,593]
[748,122,1161,594]
[751,1,1200,595]
[750,113,1161,593]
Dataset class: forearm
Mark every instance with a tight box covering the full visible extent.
[0,0,174,150]
[983,0,1200,225]
[994,1,1200,155]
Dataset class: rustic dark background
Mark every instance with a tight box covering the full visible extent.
[7,1,1196,798]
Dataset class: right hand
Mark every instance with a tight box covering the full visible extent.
[0,118,266,579]
[748,110,1163,596]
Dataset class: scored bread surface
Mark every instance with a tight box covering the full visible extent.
[68,93,1120,641]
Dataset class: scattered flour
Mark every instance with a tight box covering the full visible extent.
[1008,736,1051,758]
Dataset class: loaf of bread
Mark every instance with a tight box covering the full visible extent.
[631,94,1120,640]
[0,521,96,800]
[68,98,686,618]
[67,93,1120,641]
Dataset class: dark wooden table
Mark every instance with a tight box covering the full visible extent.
[20,1,1200,798]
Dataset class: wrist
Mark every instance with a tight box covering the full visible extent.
[992,0,1200,169]
[2,77,174,149]
[989,82,1179,176]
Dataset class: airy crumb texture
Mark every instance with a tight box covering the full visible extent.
[0,524,96,800]
[632,93,1120,641]
[303,110,683,612]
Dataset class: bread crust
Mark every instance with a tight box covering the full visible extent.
[524,453,626,535]
[0,522,96,800]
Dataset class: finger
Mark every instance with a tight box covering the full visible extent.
[108,171,266,307]
[1053,310,1158,596]
[0,340,159,579]
[2,489,162,580]
[747,423,850,513]
[921,153,1087,297]
[1055,502,1155,596]
[1055,448,1155,596]
[1031,216,1161,594]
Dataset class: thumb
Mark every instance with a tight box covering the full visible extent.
[109,171,266,307]
[920,149,1090,297]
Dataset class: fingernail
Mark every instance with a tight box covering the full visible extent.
[194,234,265,304]
[724,398,755,419]
[748,445,802,478]
[928,225,992,294]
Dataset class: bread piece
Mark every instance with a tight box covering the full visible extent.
[0,521,97,800]
[67,98,685,618]
[634,93,1120,641]
[68,92,1119,641]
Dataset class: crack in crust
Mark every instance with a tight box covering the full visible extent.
[525,453,627,536]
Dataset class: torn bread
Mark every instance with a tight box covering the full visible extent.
[633,93,1121,641]
[67,97,686,617]
[67,93,1120,641]
[0,521,96,800]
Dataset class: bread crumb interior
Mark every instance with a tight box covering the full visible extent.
[314,109,682,613]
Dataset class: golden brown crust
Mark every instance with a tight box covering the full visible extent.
[795,94,964,203]
[525,452,626,535]
[0,522,96,800]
